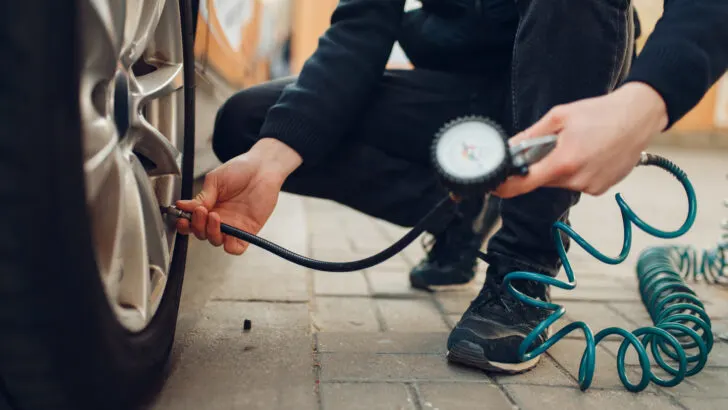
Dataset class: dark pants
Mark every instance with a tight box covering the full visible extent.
[211,0,635,275]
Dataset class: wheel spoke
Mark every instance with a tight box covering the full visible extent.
[115,156,151,331]
[127,118,182,176]
[87,149,126,304]
[83,116,120,201]
[135,63,184,103]
[81,0,126,77]
[129,155,171,272]
[122,0,167,67]
[150,174,183,251]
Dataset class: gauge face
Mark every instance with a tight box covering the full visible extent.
[435,119,507,182]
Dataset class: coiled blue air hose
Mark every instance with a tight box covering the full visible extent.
[670,243,728,285]
[501,153,713,392]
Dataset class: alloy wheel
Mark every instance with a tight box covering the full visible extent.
[79,0,185,332]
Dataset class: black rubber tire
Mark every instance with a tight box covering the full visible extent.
[0,1,196,409]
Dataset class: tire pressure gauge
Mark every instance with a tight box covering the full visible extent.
[432,116,558,197]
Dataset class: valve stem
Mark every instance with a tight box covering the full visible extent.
[160,205,192,221]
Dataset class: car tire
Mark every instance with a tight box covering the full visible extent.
[0,1,195,409]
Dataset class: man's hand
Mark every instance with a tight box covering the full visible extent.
[176,138,302,255]
[494,82,669,198]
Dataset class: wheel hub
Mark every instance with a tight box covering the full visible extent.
[113,69,131,137]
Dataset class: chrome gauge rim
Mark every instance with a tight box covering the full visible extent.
[80,0,185,332]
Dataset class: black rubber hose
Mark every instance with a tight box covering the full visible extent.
[215,195,454,272]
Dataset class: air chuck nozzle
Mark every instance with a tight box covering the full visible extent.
[160,205,192,221]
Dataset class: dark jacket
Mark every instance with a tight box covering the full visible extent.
[260,0,728,165]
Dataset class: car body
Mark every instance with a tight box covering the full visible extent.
[191,0,293,176]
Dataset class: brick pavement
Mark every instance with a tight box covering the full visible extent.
[305,146,728,410]
[155,146,728,410]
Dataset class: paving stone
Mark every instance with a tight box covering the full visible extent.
[712,319,728,339]
[546,339,653,391]
[152,302,316,410]
[447,315,461,329]
[309,247,358,261]
[706,341,728,367]
[365,270,427,297]
[314,271,370,296]
[313,297,380,332]
[349,231,399,254]
[319,353,490,382]
[416,383,514,410]
[310,232,355,252]
[206,194,310,303]
[607,302,653,324]
[679,397,728,410]
[552,284,641,302]
[209,251,310,302]
[494,356,574,386]
[320,383,415,410]
[362,254,412,271]
[377,299,449,332]
[435,293,476,315]
[504,385,681,410]
[316,332,448,354]
[699,288,728,319]
[568,275,638,290]
[658,368,728,398]
[691,284,728,315]
[600,341,661,368]
[556,301,643,341]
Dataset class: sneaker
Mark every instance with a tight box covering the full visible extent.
[409,196,500,290]
[446,264,552,373]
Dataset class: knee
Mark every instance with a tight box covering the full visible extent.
[211,91,262,163]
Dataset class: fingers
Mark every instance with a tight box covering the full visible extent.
[195,173,220,209]
[179,207,249,256]
[206,212,224,247]
[224,235,247,255]
[510,106,567,145]
[494,151,567,198]
[176,218,191,235]
[493,106,572,198]
[191,206,209,240]
[176,173,220,212]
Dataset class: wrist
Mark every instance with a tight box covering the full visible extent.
[617,82,669,134]
[250,138,303,181]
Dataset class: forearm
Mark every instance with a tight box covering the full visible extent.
[260,0,406,165]
[249,138,303,184]
[624,0,728,128]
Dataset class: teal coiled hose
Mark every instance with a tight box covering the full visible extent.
[500,153,713,392]
[669,242,728,285]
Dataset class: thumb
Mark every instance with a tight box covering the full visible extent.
[509,106,567,146]
[177,173,219,212]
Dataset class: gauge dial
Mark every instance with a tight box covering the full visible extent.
[432,116,511,196]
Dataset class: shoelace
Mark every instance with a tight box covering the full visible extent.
[472,281,517,314]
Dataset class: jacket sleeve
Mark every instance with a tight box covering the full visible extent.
[624,0,728,129]
[259,0,406,165]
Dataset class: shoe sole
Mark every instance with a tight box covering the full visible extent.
[447,340,541,374]
[446,326,552,375]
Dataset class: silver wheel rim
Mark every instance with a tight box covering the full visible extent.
[80,0,185,332]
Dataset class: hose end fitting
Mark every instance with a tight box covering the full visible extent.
[160,205,192,221]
